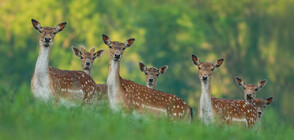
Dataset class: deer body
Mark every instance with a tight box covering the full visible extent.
[30,19,99,104]
[104,34,192,121]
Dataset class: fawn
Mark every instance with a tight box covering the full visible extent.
[31,19,100,104]
[72,46,108,95]
[138,62,168,89]
[103,34,192,122]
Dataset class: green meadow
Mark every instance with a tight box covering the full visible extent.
[0,86,293,140]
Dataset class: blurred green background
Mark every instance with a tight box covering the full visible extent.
[0,0,293,126]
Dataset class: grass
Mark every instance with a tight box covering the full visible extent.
[0,85,293,140]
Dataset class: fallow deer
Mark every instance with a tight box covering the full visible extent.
[72,46,108,95]
[235,76,267,103]
[103,34,192,122]
[30,19,100,104]
[247,95,273,130]
[138,62,168,89]
[192,55,261,127]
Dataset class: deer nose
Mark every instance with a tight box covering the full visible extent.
[148,79,154,82]
[114,54,121,59]
[202,76,208,80]
[44,38,51,42]
[86,62,91,66]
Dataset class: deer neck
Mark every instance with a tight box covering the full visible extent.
[146,83,155,89]
[83,69,91,76]
[31,44,52,101]
[199,80,214,125]
[107,60,123,111]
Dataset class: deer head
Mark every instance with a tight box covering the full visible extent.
[192,55,224,82]
[31,19,67,48]
[235,76,267,103]
[72,46,104,74]
[247,95,273,118]
[138,62,168,89]
[102,34,135,62]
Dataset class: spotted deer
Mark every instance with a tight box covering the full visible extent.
[192,55,262,127]
[138,62,168,89]
[30,19,100,104]
[103,34,192,122]
[72,46,108,95]
[247,95,273,128]
[235,76,267,103]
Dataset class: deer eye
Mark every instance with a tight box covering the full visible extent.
[263,106,266,108]
[145,73,147,75]
[255,88,258,91]
[156,74,159,76]
[122,47,126,50]
[109,46,112,49]
[92,57,95,60]
[198,66,201,70]
[80,56,84,59]
[211,68,215,71]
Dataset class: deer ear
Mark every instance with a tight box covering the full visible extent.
[72,46,82,57]
[214,59,224,68]
[102,34,111,45]
[258,79,267,89]
[192,54,200,66]
[81,46,86,54]
[31,19,42,32]
[55,22,67,33]
[90,48,95,54]
[160,65,168,74]
[266,97,273,105]
[138,62,146,72]
[124,38,135,47]
[246,94,254,104]
[235,76,246,88]
[93,50,104,59]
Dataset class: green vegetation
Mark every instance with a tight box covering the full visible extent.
[1,0,294,139]
[0,87,293,140]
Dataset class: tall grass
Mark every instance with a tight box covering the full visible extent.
[0,85,293,140]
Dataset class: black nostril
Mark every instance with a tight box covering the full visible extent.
[114,54,120,58]
[45,38,51,42]
[86,62,90,65]
[149,79,153,82]
[202,77,208,80]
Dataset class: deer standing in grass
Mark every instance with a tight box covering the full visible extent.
[103,34,192,122]
[72,47,108,95]
[192,54,262,127]
[235,76,267,103]
[138,62,168,89]
[30,19,99,104]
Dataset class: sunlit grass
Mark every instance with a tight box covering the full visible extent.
[0,86,293,140]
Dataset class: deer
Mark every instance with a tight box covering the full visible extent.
[102,34,192,122]
[72,46,108,95]
[247,95,273,130]
[192,54,263,127]
[138,62,168,89]
[235,76,267,103]
[30,19,101,104]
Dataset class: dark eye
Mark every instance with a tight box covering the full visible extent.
[211,68,215,71]
[53,32,57,35]
[122,47,126,50]
[253,104,256,107]
[109,46,112,49]
[92,57,95,60]
[263,106,266,108]
[198,67,201,70]
[145,73,147,75]
[156,74,159,76]
[80,56,84,59]
[255,88,258,91]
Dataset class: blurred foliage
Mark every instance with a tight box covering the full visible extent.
[0,0,294,125]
